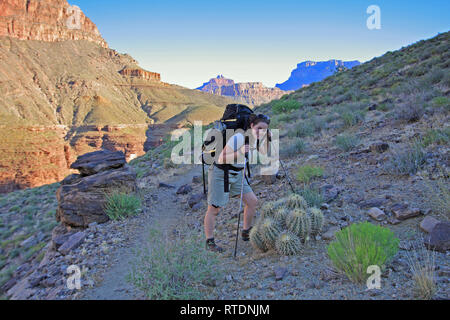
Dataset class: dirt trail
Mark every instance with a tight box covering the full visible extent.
[81,166,202,300]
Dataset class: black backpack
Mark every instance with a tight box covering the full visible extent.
[201,104,254,194]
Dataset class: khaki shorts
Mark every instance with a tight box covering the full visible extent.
[207,165,253,208]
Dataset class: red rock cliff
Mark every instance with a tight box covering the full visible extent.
[0,0,108,48]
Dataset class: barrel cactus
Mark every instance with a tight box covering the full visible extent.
[286,194,308,210]
[275,231,302,256]
[286,208,311,242]
[274,208,289,229]
[259,217,282,248]
[249,224,269,252]
[308,207,324,236]
[260,202,277,219]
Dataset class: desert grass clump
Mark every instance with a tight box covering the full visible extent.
[280,138,307,157]
[286,209,312,242]
[334,133,360,152]
[131,227,222,299]
[308,207,324,236]
[386,140,427,175]
[299,186,324,208]
[259,217,282,249]
[275,231,302,256]
[286,193,308,210]
[249,224,269,252]
[104,191,141,221]
[405,240,437,300]
[327,222,399,283]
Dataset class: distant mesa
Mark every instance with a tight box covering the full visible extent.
[119,67,161,82]
[276,60,361,91]
[0,0,108,48]
[197,75,290,106]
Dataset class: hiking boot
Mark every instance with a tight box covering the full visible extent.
[206,239,224,253]
[241,227,253,242]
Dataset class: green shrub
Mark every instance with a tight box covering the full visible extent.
[431,96,450,111]
[288,121,314,138]
[299,186,324,208]
[328,222,399,283]
[104,191,141,221]
[280,138,307,157]
[335,133,359,152]
[386,140,427,175]
[272,99,302,114]
[341,110,365,128]
[296,165,324,184]
[131,228,222,299]
[422,128,450,147]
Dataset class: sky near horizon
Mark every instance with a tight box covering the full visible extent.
[69,0,450,89]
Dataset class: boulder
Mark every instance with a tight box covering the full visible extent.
[188,193,206,208]
[369,142,389,153]
[56,164,137,227]
[58,232,86,255]
[424,222,450,253]
[391,204,422,221]
[368,207,387,221]
[70,150,126,176]
[177,184,193,195]
[420,216,441,234]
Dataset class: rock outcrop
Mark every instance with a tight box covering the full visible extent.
[197,75,289,106]
[0,0,108,48]
[276,60,361,91]
[56,150,138,228]
[119,68,161,81]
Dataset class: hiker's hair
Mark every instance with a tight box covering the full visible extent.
[248,114,270,127]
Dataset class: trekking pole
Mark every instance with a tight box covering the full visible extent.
[234,139,249,259]
[279,159,296,194]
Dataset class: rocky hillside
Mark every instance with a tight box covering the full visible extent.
[197,75,289,106]
[276,60,360,91]
[0,31,449,301]
[0,0,234,192]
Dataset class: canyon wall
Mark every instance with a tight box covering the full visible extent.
[0,0,108,48]
[197,75,289,106]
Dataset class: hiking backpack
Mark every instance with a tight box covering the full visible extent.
[201,104,255,195]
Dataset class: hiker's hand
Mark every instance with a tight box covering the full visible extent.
[240,144,250,155]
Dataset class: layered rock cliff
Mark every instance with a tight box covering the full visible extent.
[197,75,289,106]
[0,0,108,48]
[276,60,361,91]
[0,1,235,193]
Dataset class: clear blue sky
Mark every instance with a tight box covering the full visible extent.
[70,0,450,89]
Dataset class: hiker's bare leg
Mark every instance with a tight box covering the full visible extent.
[242,192,258,230]
[204,205,220,239]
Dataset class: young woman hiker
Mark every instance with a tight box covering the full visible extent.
[204,114,271,252]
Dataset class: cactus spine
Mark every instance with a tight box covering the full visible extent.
[249,224,269,252]
[308,207,324,236]
[260,217,281,248]
[286,208,311,242]
[260,202,277,219]
[274,208,289,229]
[275,231,302,256]
[286,194,308,210]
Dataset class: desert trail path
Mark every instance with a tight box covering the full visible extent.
[81,166,203,300]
